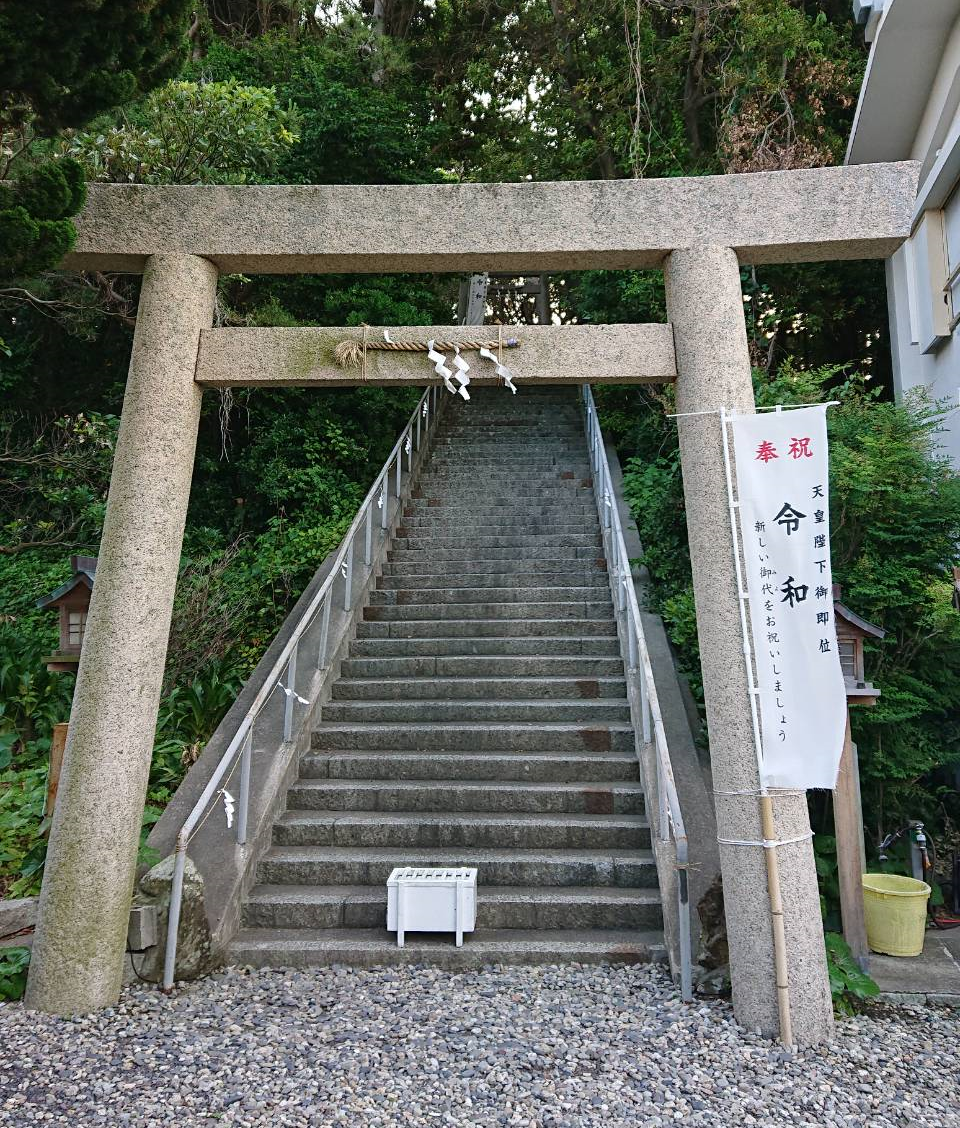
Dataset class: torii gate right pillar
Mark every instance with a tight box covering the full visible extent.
[665,245,834,1043]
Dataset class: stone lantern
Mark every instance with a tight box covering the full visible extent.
[36,556,97,673]
[36,556,97,817]
[833,583,885,705]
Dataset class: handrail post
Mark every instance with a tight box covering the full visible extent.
[641,674,652,745]
[396,450,402,495]
[236,728,253,847]
[283,644,298,742]
[343,538,354,612]
[677,862,693,1002]
[162,842,188,991]
[658,747,668,841]
[318,593,331,668]
[381,473,389,530]
[364,502,373,566]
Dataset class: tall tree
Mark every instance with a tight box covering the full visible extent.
[0,0,194,283]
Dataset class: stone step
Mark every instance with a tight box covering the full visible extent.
[427,454,589,465]
[355,618,617,639]
[347,635,620,657]
[369,586,607,606]
[399,517,599,533]
[411,486,592,504]
[388,545,605,563]
[331,675,626,701]
[340,654,625,678]
[433,443,585,453]
[435,437,585,448]
[423,467,591,479]
[433,431,585,441]
[416,471,592,485]
[228,927,666,969]
[403,502,597,518]
[273,810,650,850]
[311,722,635,752]
[285,778,645,814]
[391,533,602,550]
[417,476,591,491]
[380,560,607,579]
[434,424,585,434]
[320,698,631,724]
[300,750,639,783]
[256,846,658,888]
[363,601,612,623]
[242,885,661,931]
[407,494,594,510]
[377,570,609,590]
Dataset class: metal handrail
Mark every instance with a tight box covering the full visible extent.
[161,385,443,990]
[581,385,692,1001]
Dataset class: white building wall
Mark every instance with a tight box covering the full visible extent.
[912,16,960,167]
[883,10,960,465]
[887,248,960,464]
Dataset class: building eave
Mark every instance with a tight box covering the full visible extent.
[846,0,960,166]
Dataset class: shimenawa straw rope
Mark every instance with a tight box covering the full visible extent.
[334,333,520,370]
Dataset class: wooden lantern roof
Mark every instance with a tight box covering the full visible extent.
[36,556,97,611]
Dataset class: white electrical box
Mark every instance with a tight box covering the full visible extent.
[386,867,477,947]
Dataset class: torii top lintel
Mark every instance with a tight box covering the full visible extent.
[63,162,919,275]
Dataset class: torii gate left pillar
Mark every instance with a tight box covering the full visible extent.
[25,254,217,1014]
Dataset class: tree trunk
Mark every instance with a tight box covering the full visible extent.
[548,0,619,179]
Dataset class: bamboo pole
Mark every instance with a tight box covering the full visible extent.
[759,794,794,1048]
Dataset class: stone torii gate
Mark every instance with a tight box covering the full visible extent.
[24,162,918,1043]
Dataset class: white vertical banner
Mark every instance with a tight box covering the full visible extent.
[730,406,847,789]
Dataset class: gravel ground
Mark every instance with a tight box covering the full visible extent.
[1,963,958,1128]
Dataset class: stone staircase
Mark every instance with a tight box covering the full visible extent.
[230,385,665,966]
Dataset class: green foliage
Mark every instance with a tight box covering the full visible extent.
[0,613,74,898]
[184,32,443,186]
[0,1,192,134]
[0,947,30,1001]
[0,411,117,557]
[0,765,48,898]
[0,159,86,279]
[825,932,879,1016]
[0,0,194,283]
[66,80,300,185]
[814,835,841,930]
[618,363,960,845]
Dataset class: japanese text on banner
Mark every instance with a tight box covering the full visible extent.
[730,406,846,790]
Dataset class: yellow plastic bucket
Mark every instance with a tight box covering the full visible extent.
[862,873,931,957]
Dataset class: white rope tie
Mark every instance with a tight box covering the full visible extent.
[717,831,814,849]
[713,788,806,797]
